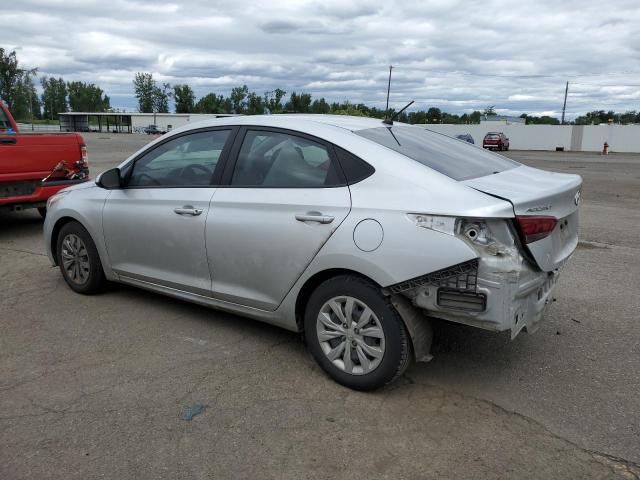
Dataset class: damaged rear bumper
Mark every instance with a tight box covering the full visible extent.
[387,255,560,339]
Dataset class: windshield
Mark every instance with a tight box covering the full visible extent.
[355,126,518,181]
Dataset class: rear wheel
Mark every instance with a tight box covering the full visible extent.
[304,275,412,390]
[56,222,106,294]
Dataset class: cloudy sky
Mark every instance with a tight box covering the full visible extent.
[2,0,639,118]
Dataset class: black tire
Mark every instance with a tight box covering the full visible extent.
[56,221,106,294]
[37,207,47,219]
[304,275,412,390]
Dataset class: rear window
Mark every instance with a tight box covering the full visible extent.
[355,126,518,181]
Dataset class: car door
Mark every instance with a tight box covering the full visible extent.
[205,127,351,310]
[102,128,234,295]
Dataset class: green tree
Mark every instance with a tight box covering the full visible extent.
[152,82,172,113]
[619,111,638,125]
[426,107,442,123]
[0,48,38,119]
[41,76,68,119]
[67,81,110,112]
[311,98,330,114]
[285,92,312,113]
[194,93,228,113]
[246,91,264,115]
[133,72,155,113]
[441,112,462,124]
[230,85,249,113]
[12,75,40,120]
[408,111,428,124]
[520,114,560,125]
[173,84,195,113]
[574,110,622,125]
[331,101,367,117]
[264,88,286,113]
[483,106,497,116]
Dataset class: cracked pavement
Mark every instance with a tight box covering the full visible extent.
[1,135,639,479]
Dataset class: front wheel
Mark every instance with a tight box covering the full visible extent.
[304,275,412,390]
[56,221,106,294]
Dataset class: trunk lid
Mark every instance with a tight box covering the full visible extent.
[0,133,84,178]
[464,165,582,271]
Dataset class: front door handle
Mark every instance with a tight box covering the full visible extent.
[174,206,203,216]
[295,211,334,224]
[0,137,17,144]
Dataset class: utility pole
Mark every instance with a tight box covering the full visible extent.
[561,81,569,124]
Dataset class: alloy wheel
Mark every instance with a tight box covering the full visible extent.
[60,233,90,285]
[316,296,386,375]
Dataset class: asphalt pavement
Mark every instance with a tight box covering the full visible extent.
[1,133,638,479]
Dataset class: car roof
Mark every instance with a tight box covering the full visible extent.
[176,114,402,134]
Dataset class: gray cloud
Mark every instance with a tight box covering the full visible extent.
[2,0,639,117]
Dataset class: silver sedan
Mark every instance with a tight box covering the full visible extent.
[44,115,582,390]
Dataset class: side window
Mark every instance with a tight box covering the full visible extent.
[334,147,375,184]
[129,130,230,187]
[231,130,343,187]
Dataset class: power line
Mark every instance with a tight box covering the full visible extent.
[397,70,640,79]
[570,83,640,87]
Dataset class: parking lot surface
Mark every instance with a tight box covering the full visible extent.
[1,133,639,479]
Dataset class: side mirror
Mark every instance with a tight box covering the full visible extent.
[96,167,122,189]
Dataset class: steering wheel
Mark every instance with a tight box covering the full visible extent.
[179,163,212,182]
[135,172,161,186]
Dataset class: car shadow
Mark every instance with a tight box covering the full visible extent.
[105,281,301,344]
[0,210,45,246]
[404,317,534,383]
[103,282,526,385]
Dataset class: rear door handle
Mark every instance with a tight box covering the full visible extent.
[295,212,334,224]
[174,206,203,216]
[0,137,17,144]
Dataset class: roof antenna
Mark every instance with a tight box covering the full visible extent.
[385,65,393,116]
[382,65,414,125]
[384,100,414,125]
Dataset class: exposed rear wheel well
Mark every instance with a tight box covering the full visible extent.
[50,217,79,264]
[294,268,381,333]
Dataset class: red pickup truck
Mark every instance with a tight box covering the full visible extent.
[0,100,89,217]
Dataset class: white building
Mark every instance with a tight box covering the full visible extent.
[58,112,237,133]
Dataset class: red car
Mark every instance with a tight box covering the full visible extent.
[0,100,89,217]
[482,132,510,151]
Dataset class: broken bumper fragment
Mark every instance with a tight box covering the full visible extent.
[388,254,560,339]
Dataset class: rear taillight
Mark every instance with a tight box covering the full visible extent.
[516,215,557,243]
